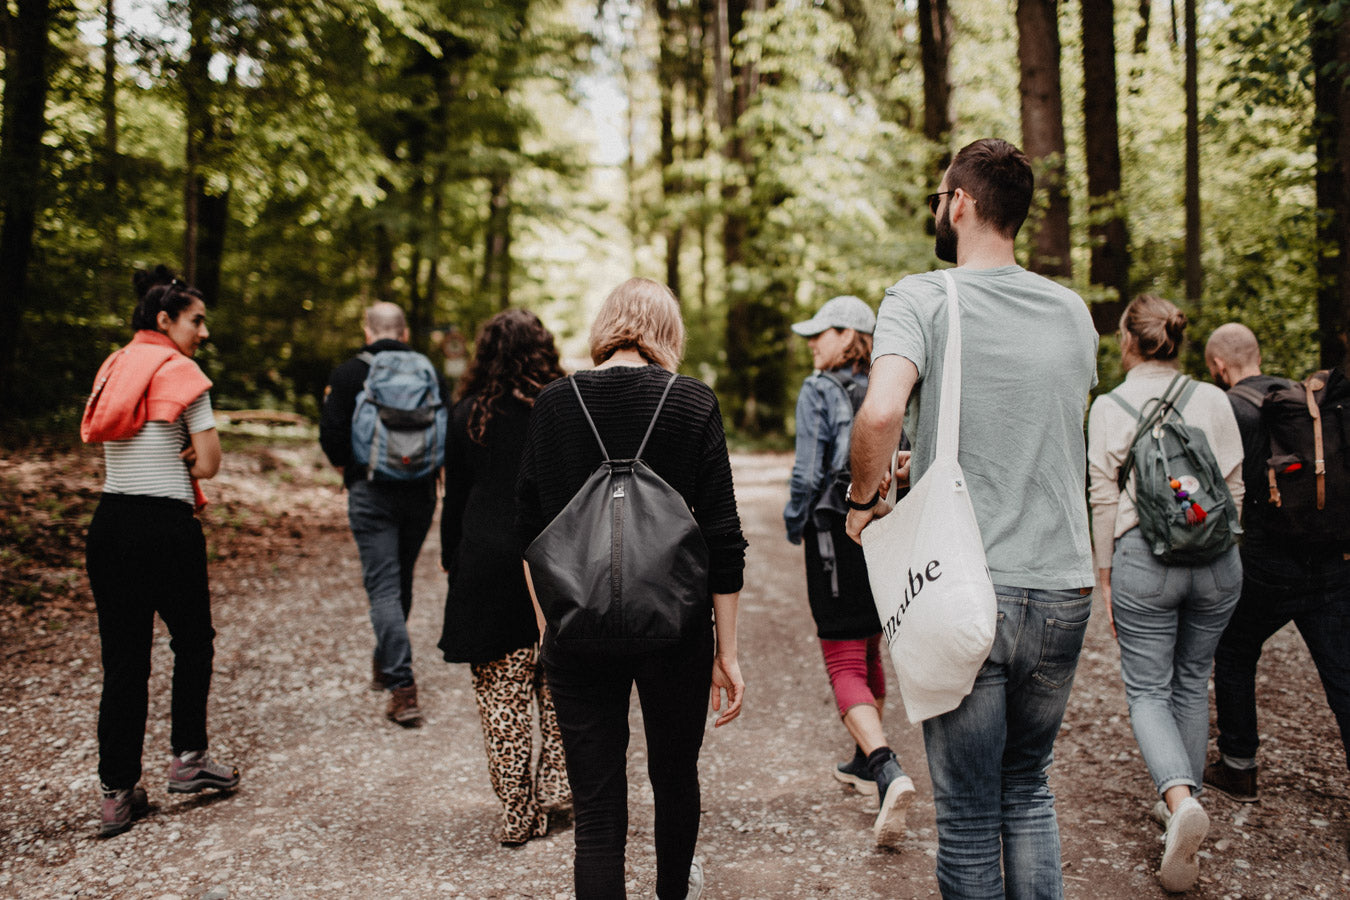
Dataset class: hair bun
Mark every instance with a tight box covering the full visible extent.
[132,264,175,299]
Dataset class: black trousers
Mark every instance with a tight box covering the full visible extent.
[86,493,216,789]
[542,626,714,900]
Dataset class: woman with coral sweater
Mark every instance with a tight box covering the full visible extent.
[82,267,240,838]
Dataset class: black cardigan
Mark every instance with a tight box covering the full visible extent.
[439,395,540,663]
[516,365,747,595]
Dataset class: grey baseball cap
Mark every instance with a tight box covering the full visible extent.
[790,295,876,337]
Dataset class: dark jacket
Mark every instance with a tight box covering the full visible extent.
[319,339,445,487]
[439,395,540,663]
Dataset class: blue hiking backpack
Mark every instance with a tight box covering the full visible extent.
[350,350,447,481]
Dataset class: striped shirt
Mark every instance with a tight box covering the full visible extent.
[103,391,215,503]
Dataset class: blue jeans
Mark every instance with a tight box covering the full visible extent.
[922,585,1092,900]
[1213,542,1350,768]
[347,478,436,689]
[1110,528,1242,795]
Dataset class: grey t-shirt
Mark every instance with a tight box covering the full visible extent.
[872,265,1098,589]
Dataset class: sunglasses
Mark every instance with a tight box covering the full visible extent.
[926,191,954,215]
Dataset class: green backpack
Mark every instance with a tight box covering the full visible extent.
[1109,374,1241,564]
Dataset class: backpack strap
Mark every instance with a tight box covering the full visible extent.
[1226,383,1266,408]
[569,376,611,460]
[357,351,376,366]
[570,371,680,462]
[1110,374,1189,492]
[818,370,864,417]
[635,373,681,459]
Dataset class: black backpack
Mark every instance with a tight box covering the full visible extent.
[524,373,710,653]
[1109,374,1241,564]
[1228,368,1350,544]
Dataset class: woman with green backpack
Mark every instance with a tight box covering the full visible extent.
[1087,293,1244,893]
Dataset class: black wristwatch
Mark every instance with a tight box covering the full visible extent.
[845,482,879,511]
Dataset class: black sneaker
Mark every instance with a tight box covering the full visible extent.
[834,748,878,798]
[1203,759,1257,803]
[168,751,241,793]
[99,785,148,837]
[872,756,915,848]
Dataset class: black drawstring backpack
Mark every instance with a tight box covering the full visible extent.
[525,373,710,653]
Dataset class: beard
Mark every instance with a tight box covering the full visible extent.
[934,203,957,263]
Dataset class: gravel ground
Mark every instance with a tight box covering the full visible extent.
[1,445,1348,898]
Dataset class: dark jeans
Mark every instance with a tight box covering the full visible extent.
[542,626,714,900]
[1213,543,1350,768]
[86,493,216,789]
[347,478,436,688]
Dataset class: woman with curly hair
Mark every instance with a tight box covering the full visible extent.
[438,308,571,845]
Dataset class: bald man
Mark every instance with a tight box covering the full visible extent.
[1202,324,1350,802]
[319,303,444,727]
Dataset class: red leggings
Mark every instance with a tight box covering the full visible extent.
[819,633,886,717]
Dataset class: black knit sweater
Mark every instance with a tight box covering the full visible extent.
[516,365,747,594]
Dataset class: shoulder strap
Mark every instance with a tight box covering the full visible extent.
[818,371,863,418]
[1226,383,1265,408]
[569,371,680,462]
[1113,374,1187,492]
[636,373,680,459]
[358,351,376,366]
[569,376,610,460]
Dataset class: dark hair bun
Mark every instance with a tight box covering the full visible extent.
[132,264,175,300]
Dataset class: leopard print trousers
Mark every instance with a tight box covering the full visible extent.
[471,644,571,844]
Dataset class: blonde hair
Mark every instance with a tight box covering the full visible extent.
[589,278,686,372]
[1121,294,1188,362]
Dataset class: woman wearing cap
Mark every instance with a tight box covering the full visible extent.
[784,294,915,848]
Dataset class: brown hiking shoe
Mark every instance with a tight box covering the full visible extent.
[1203,759,1257,802]
[386,683,423,727]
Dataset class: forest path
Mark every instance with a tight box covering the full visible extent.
[1,444,1347,899]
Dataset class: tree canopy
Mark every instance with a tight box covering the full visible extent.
[0,0,1344,437]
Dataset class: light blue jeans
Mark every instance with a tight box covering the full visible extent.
[923,586,1092,900]
[1110,528,1242,795]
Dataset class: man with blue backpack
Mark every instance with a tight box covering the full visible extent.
[320,303,448,727]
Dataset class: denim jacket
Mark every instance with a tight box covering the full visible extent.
[784,368,867,544]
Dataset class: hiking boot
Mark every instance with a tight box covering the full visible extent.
[872,755,915,848]
[386,683,423,727]
[99,785,148,837]
[1159,796,1209,893]
[370,657,390,692]
[834,747,878,798]
[1203,758,1258,803]
[168,751,241,793]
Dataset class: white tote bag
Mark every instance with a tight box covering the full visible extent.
[862,270,997,723]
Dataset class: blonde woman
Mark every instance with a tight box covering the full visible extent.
[516,278,746,899]
[1087,294,1243,892]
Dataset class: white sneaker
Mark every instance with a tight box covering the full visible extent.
[1159,796,1209,892]
[1149,799,1171,830]
[686,859,704,900]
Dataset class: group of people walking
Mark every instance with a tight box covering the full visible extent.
[77,134,1347,900]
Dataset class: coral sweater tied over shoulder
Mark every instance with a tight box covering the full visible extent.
[81,330,214,508]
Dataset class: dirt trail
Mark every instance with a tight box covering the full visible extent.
[1,444,1347,898]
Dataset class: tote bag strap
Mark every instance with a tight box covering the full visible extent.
[936,270,965,462]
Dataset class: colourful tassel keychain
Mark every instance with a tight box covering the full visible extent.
[1169,477,1207,525]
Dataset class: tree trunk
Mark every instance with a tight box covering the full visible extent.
[656,0,684,296]
[0,0,55,410]
[1082,0,1131,332]
[481,172,512,312]
[1313,6,1350,367]
[918,0,953,155]
[1017,0,1072,278]
[1183,0,1201,305]
[100,0,119,310]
